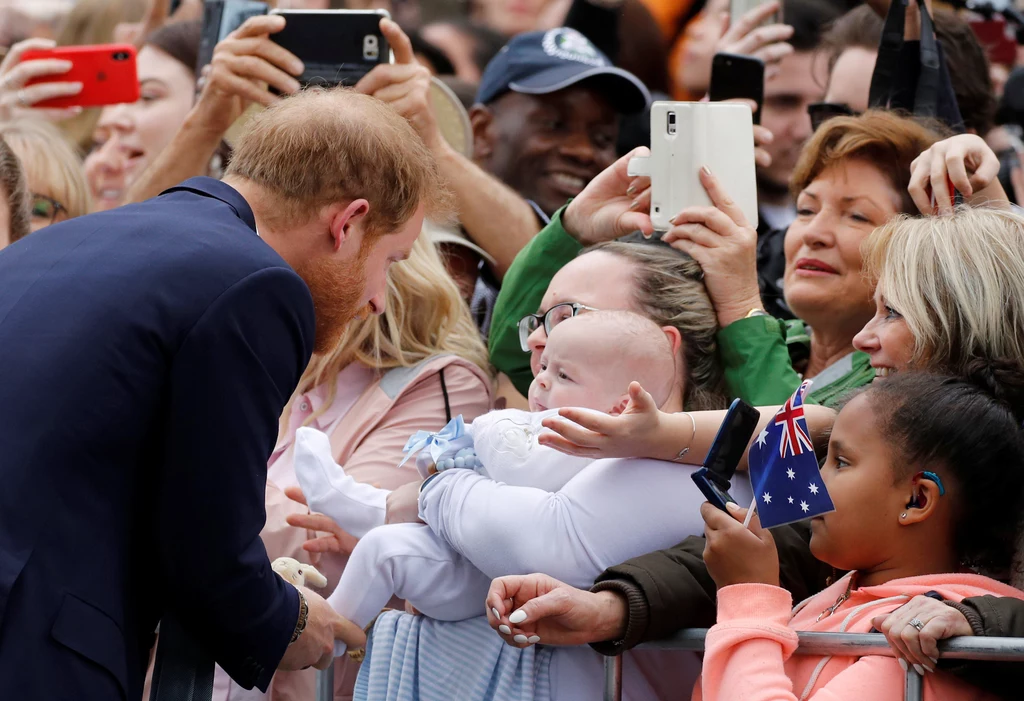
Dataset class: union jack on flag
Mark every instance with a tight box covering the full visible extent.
[747,381,834,528]
[776,382,815,458]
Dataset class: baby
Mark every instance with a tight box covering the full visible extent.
[294,311,677,654]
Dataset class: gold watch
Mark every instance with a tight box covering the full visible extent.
[290,588,309,645]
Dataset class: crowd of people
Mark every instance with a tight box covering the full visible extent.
[1,0,1024,699]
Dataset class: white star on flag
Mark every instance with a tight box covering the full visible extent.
[786,468,795,480]
[756,428,769,448]
[800,501,810,512]
[809,483,819,495]
[787,496,794,504]
[762,493,772,504]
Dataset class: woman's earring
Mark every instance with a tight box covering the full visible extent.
[901,513,907,519]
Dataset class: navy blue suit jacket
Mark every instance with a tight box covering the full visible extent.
[0,179,316,699]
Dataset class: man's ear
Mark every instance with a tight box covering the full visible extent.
[328,199,370,254]
[470,105,495,161]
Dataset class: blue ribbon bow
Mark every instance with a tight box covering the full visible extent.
[399,415,466,468]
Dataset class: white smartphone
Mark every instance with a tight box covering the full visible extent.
[629,102,759,232]
[730,0,781,29]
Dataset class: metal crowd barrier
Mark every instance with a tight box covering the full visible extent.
[603,629,1024,701]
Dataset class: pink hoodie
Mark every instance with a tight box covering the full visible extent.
[694,572,1024,701]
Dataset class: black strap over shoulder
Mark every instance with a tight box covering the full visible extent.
[439,367,452,424]
[868,0,941,117]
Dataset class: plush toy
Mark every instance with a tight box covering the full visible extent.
[271,557,327,589]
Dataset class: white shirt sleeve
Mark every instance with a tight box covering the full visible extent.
[418,458,753,590]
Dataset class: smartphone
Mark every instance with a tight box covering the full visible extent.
[708,52,765,125]
[20,44,139,109]
[729,0,781,30]
[198,0,270,73]
[629,101,759,231]
[691,398,760,511]
[269,9,392,88]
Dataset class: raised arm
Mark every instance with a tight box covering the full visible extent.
[126,15,303,203]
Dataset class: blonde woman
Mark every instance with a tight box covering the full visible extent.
[211,229,493,701]
[0,120,90,232]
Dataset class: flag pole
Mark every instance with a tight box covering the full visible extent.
[742,496,757,528]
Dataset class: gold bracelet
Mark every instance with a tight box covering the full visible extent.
[674,412,697,461]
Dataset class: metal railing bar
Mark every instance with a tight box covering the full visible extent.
[603,631,1024,701]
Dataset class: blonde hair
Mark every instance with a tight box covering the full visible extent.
[585,242,728,410]
[226,88,454,235]
[791,110,944,214]
[0,120,91,221]
[864,206,1024,374]
[283,231,492,433]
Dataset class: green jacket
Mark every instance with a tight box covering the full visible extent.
[489,208,581,397]
[719,315,875,408]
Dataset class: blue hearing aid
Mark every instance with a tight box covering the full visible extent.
[921,471,946,496]
[909,471,946,508]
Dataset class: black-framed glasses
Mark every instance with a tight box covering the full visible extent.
[808,102,861,132]
[517,302,599,352]
[31,194,66,226]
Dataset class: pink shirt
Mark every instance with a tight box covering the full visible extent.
[215,356,493,701]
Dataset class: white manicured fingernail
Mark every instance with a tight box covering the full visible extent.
[499,625,511,635]
[513,634,529,644]
[913,664,925,676]
[509,610,527,624]
[528,635,541,644]
[929,657,939,667]
[492,607,501,620]
[898,658,908,672]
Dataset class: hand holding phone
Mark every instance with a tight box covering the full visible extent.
[18,44,138,110]
[0,39,86,119]
[691,399,760,511]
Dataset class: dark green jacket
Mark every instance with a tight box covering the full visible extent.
[489,208,582,397]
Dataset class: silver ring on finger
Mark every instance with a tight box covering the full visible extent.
[16,89,27,106]
[908,618,925,632]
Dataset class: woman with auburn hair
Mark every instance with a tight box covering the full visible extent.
[0,119,91,232]
[662,110,945,407]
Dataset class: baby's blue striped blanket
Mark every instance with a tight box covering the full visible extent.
[354,611,553,701]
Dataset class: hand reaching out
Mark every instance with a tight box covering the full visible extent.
[284,486,359,565]
[702,502,779,588]
[0,39,83,122]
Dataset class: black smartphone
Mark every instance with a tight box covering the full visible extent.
[197,0,270,74]
[269,9,391,88]
[691,398,760,511]
[708,53,765,125]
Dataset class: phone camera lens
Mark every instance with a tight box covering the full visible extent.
[112,51,129,61]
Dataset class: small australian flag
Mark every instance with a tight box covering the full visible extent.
[747,381,834,528]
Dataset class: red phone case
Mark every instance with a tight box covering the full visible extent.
[20,44,140,109]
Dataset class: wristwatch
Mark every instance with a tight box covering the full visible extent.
[290,589,309,645]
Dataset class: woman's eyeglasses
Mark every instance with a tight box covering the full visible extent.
[807,102,861,132]
[517,302,599,352]
[31,194,67,226]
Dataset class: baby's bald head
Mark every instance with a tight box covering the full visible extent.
[528,311,678,414]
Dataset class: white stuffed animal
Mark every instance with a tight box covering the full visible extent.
[271,557,328,589]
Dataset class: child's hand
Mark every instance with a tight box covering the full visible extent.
[702,502,780,589]
[538,382,665,459]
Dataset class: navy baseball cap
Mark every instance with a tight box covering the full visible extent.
[476,28,651,114]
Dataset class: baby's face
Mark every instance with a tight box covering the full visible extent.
[528,330,625,413]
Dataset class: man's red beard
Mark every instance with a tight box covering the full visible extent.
[295,243,374,354]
